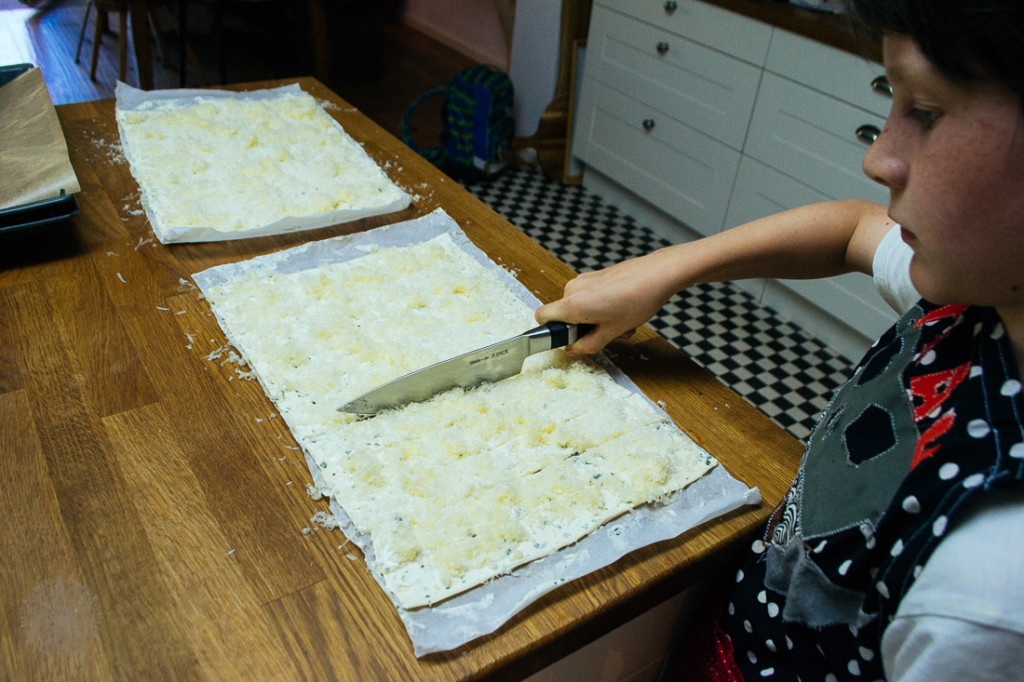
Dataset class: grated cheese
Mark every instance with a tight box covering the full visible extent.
[202,233,717,609]
[117,91,406,240]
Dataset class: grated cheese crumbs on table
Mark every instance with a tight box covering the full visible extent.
[116,91,406,239]
[202,233,716,609]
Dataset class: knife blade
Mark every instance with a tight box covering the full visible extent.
[338,321,592,414]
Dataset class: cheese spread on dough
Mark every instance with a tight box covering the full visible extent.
[116,91,405,238]
[202,233,717,609]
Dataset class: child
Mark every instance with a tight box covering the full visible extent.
[535,1,1024,678]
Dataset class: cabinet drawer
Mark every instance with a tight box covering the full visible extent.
[585,5,762,149]
[766,29,890,117]
[743,73,888,203]
[726,156,898,340]
[598,0,771,65]
[576,77,741,236]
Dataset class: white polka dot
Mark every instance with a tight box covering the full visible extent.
[736,569,745,582]
[759,669,775,678]
[1011,443,1024,459]
[765,639,777,653]
[928,406,942,419]
[934,515,949,537]
[848,659,862,676]
[767,602,780,618]
[859,646,875,661]
[877,580,890,599]
[728,601,736,615]
[1001,379,1022,397]
[786,635,794,650]
[865,535,876,550]
[963,473,985,489]
[825,674,838,682]
[752,539,766,554]
[938,462,960,480]
[744,620,753,633]
[992,324,1006,340]
[748,650,757,664]
[814,540,828,553]
[890,539,904,557]
[902,495,921,513]
[920,349,937,365]
[839,559,852,576]
[970,365,984,378]
[757,590,768,604]
[968,419,991,439]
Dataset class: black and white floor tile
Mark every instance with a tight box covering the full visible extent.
[463,165,854,443]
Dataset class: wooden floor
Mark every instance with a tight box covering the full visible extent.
[0,1,474,139]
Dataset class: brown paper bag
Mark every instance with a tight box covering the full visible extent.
[0,67,81,211]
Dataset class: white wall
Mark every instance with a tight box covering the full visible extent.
[401,0,561,139]
[403,0,511,70]
[508,0,560,138]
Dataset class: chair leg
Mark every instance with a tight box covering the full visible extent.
[161,4,206,86]
[177,0,186,87]
[185,42,205,86]
[75,1,93,64]
[117,9,128,82]
[214,0,225,84]
[148,9,168,68]
[90,8,105,80]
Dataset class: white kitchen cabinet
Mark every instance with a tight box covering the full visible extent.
[763,28,891,119]
[628,0,772,65]
[575,78,743,236]
[739,72,887,204]
[574,1,897,360]
[584,6,764,149]
[574,1,769,236]
[726,156,899,356]
[726,29,894,358]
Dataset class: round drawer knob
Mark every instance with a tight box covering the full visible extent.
[664,1,678,13]
[642,118,656,131]
[656,41,670,55]
[871,75,893,97]
[856,124,881,144]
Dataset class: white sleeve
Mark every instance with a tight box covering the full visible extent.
[881,490,1024,682]
[872,224,920,315]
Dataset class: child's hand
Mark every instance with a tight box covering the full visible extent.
[535,251,681,354]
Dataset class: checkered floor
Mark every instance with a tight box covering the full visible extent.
[463,165,854,443]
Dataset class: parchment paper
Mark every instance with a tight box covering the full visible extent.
[115,82,410,243]
[0,67,81,210]
[193,209,760,656]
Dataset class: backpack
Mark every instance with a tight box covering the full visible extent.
[401,65,515,181]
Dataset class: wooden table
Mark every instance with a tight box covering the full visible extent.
[0,77,803,680]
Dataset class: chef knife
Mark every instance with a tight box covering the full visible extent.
[339,321,593,414]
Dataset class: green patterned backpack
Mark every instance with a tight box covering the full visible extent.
[401,65,515,180]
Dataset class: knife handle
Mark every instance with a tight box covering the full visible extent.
[526,321,596,353]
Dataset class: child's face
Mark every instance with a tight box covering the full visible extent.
[863,34,1024,312]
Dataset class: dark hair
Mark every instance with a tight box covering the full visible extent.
[847,0,1024,102]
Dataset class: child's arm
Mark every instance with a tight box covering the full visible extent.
[535,199,895,354]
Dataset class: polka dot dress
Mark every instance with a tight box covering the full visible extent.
[720,303,1024,680]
